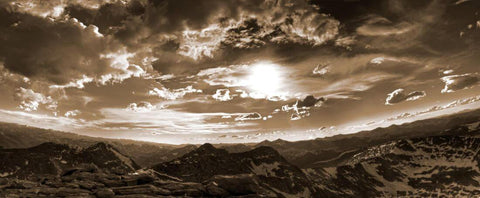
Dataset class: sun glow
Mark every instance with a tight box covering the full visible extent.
[246,62,286,99]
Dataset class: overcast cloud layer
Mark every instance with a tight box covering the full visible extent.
[0,0,480,144]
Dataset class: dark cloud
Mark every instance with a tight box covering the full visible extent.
[1,0,480,143]
[297,95,325,108]
[441,73,479,93]
[385,89,426,105]
[0,8,114,84]
[65,2,133,34]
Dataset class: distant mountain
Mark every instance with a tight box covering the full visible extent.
[2,108,480,170]
[153,143,320,197]
[0,142,139,179]
[0,122,196,167]
[3,133,480,196]
[1,108,480,197]
[227,108,480,168]
[307,135,480,197]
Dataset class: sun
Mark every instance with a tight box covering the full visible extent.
[246,61,285,98]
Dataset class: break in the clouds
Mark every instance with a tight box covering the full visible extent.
[0,0,480,144]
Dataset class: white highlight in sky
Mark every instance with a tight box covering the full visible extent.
[246,61,286,100]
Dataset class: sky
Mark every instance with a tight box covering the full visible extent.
[0,0,479,144]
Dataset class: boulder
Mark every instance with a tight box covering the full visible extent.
[205,182,229,196]
[95,188,115,198]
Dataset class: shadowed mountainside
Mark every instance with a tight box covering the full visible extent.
[2,108,480,170]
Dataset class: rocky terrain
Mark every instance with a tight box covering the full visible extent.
[3,134,480,197]
[153,144,318,197]
[307,135,480,197]
[2,108,480,170]
[238,108,480,169]
[1,109,480,197]
[0,142,318,197]
[0,142,139,179]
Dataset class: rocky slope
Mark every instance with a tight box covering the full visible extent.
[226,108,480,168]
[2,108,480,170]
[4,135,480,197]
[153,143,319,197]
[307,135,480,197]
[0,142,139,179]
[1,142,318,197]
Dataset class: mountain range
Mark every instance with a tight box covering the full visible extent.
[1,108,480,197]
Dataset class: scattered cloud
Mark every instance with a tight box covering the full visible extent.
[297,95,326,108]
[212,89,233,101]
[196,62,293,101]
[0,0,479,143]
[441,73,479,93]
[386,95,480,122]
[312,63,330,76]
[13,87,57,112]
[148,86,202,100]
[126,101,157,112]
[385,89,426,105]
[281,95,325,121]
[357,16,415,36]
[235,112,262,121]
[64,109,80,118]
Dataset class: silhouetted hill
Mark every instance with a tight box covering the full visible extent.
[153,143,318,196]
[0,142,139,179]
[0,122,196,167]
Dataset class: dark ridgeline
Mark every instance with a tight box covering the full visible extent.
[0,142,139,179]
[1,108,480,197]
[153,143,318,196]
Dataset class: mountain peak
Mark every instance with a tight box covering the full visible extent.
[189,143,231,157]
[247,146,281,157]
[197,143,217,152]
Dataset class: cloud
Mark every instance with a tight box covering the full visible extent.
[126,101,157,112]
[356,16,415,36]
[0,5,149,89]
[49,75,94,89]
[8,0,130,19]
[386,95,480,122]
[14,87,57,111]
[148,86,202,100]
[312,63,330,76]
[297,95,326,108]
[385,89,426,105]
[0,9,112,84]
[235,112,262,121]
[280,95,325,121]
[124,0,340,62]
[196,62,293,101]
[441,73,479,93]
[212,89,233,101]
[64,109,80,117]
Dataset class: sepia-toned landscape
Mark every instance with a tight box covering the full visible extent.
[1,0,480,197]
